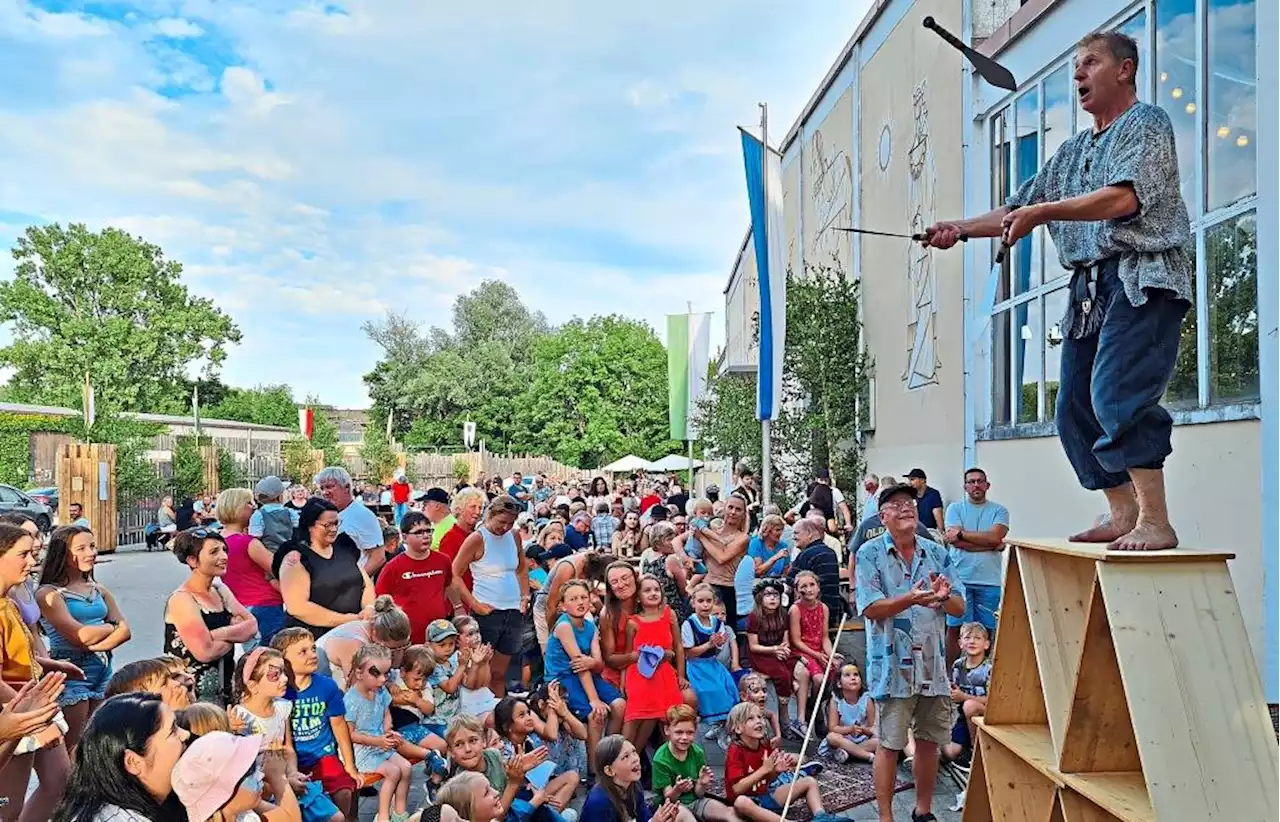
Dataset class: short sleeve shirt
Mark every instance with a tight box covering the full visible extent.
[854,533,966,700]
[427,654,460,722]
[944,499,1010,587]
[651,742,706,805]
[286,675,346,768]
[339,501,384,553]
[1007,102,1192,335]
[952,656,993,697]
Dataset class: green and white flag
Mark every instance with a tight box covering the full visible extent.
[668,312,712,441]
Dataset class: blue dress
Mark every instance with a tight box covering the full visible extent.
[818,691,872,754]
[343,686,394,771]
[681,614,738,724]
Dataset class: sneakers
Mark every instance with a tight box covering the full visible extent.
[561,809,579,822]
[703,722,724,741]
[784,719,807,740]
[949,789,967,813]
[832,749,850,764]
[715,727,730,751]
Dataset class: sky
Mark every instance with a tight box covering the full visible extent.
[0,0,872,407]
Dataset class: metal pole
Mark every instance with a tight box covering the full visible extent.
[687,439,695,493]
[759,101,772,507]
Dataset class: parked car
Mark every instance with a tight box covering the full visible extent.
[2,485,52,532]
[25,486,58,519]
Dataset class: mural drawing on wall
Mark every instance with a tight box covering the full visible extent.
[807,131,853,270]
[904,81,939,389]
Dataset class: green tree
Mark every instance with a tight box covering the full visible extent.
[307,400,342,468]
[208,385,298,428]
[359,415,399,483]
[0,224,241,411]
[282,438,317,487]
[692,370,762,470]
[511,316,678,468]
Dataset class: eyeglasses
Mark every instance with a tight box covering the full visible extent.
[406,529,431,537]
[380,639,412,652]
[319,521,340,531]
[880,500,918,512]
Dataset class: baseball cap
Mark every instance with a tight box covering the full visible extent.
[815,467,831,480]
[905,468,928,481]
[254,476,285,502]
[427,619,459,642]
[172,732,263,822]
[544,542,575,560]
[423,487,450,505]
[524,543,546,562]
[878,484,917,508]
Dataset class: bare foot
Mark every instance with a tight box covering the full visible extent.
[1109,520,1178,551]
[1068,514,1135,543]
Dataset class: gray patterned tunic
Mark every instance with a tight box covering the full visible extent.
[1007,102,1192,339]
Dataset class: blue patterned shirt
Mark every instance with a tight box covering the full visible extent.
[854,532,965,700]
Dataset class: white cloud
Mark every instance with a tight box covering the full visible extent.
[0,0,872,406]
[152,17,202,38]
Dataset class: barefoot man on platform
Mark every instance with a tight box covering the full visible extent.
[924,31,1191,551]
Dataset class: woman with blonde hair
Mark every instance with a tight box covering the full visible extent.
[639,522,690,622]
[315,594,412,689]
[439,487,486,594]
[217,487,284,649]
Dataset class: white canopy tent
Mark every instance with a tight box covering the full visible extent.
[600,454,656,474]
[647,454,705,472]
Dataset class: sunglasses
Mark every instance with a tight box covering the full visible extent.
[186,527,222,539]
[263,666,285,683]
[366,665,384,678]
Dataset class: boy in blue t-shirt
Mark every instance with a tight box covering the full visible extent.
[273,627,359,822]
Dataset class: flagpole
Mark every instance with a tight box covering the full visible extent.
[686,301,696,493]
[759,102,772,507]
[193,383,201,438]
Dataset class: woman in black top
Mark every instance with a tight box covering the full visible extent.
[274,498,373,640]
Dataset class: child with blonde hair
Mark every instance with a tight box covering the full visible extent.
[344,643,412,822]
[652,704,742,822]
[788,570,840,731]
[723,704,840,822]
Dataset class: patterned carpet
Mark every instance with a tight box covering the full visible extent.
[704,761,914,818]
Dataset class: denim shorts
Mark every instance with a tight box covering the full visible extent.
[297,779,340,822]
[946,583,1000,633]
[59,650,112,706]
[475,608,525,656]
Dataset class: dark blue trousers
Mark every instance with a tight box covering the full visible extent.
[1055,260,1189,490]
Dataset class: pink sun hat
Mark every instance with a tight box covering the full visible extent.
[172,731,263,822]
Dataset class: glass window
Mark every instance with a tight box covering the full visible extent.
[1206,0,1256,211]
[1156,0,1197,209]
[992,310,1012,426]
[1081,12,1149,130]
[1164,241,1199,407]
[1043,288,1069,416]
[1206,211,1259,402]
[1013,89,1040,294]
[1015,299,1042,423]
[1043,65,1072,282]
[991,108,1012,302]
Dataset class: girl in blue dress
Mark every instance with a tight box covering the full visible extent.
[680,584,739,734]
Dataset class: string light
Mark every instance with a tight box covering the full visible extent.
[1236,134,1249,147]
[1217,125,1231,139]
[1185,102,1196,114]
[1171,87,1184,99]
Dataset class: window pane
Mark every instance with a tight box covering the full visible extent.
[1156,0,1198,212]
[1013,88,1040,293]
[1077,11,1148,130]
[992,310,1012,425]
[1207,0,1256,210]
[1164,242,1199,407]
[1015,299,1042,423]
[1043,65,1072,282]
[1043,287,1069,416]
[991,109,1012,302]
[1207,211,1259,402]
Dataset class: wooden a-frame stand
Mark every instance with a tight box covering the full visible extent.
[963,537,1278,821]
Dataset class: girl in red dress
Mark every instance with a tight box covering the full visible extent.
[746,578,801,739]
[622,575,689,751]
[789,570,840,732]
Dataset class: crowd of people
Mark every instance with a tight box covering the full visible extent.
[0,461,1008,822]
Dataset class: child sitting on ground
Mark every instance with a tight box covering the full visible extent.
[737,674,781,755]
[493,695,580,814]
[527,682,589,781]
[445,715,562,822]
[723,703,841,822]
[652,705,742,822]
[944,622,992,766]
[819,663,878,763]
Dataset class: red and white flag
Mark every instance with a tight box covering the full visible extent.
[299,408,314,440]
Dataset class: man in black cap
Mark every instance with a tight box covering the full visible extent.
[905,468,945,531]
[421,487,455,551]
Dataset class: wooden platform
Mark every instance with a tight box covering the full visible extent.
[964,537,1278,822]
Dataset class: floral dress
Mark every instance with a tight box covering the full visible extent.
[164,587,235,705]
[640,551,689,623]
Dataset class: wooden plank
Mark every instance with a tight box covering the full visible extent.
[961,732,994,822]
[1059,582,1142,773]
[1048,792,1067,822]
[984,550,1049,727]
[1058,790,1124,822]
[1098,561,1279,821]
[1006,537,1233,563]
[1018,550,1097,753]
[979,731,1058,822]
[1059,773,1153,822]
[978,721,1062,785]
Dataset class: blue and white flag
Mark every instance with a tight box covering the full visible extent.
[740,129,786,421]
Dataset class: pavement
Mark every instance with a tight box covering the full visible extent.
[93,544,964,821]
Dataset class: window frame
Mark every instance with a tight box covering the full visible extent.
[976,0,1261,440]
